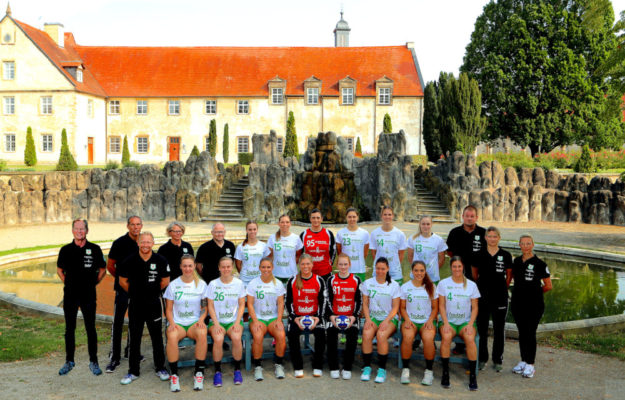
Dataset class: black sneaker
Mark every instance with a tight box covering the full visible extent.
[469,375,478,391]
[106,360,120,373]
[441,371,450,388]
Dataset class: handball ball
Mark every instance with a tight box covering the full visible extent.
[336,315,350,330]
[301,316,313,330]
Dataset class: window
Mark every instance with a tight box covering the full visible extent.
[3,96,14,115]
[205,100,216,114]
[109,136,121,153]
[307,87,319,105]
[237,136,249,153]
[41,96,53,114]
[137,137,149,153]
[168,100,180,115]
[87,99,93,117]
[109,100,120,115]
[346,137,354,151]
[237,100,249,114]
[137,100,148,115]
[3,61,14,80]
[42,134,53,152]
[379,87,391,105]
[4,134,15,152]
[76,69,83,83]
[276,137,284,153]
[271,88,283,104]
[205,136,210,152]
[342,87,354,105]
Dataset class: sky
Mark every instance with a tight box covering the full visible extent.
[5,0,625,83]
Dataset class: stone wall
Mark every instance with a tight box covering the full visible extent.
[0,152,244,225]
[416,151,625,225]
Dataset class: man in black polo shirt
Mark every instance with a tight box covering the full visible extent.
[57,219,106,376]
[195,222,235,284]
[105,215,142,373]
[118,232,170,385]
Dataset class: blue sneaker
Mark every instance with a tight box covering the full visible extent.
[58,361,75,375]
[120,373,138,385]
[89,362,102,376]
[360,366,372,381]
[156,369,170,381]
[213,371,223,387]
[374,368,387,383]
[234,370,243,385]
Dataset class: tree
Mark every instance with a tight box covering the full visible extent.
[24,126,37,166]
[355,137,362,155]
[223,123,229,163]
[121,135,130,165]
[461,0,624,155]
[284,111,299,158]
[56,128,77,171]
[190,145,200,157]
[209,119,217,158]
[383,113,392,133]
[422,73,450,161]
[574,144,597,172]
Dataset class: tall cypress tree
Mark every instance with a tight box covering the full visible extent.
[122,135,131,165]
[223,123,229,163]
[56,128,78,171]
[383,113,392,133]
[423,81,443,161]
[355,137,362,155]
[24,126,37,166]
[284,111,298,158]
[209,119,217,158]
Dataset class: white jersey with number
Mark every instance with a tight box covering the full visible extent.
[401,281,436,324]
[336,227,370,274]
[369,227,408,280]
[234,241,271,284]
[435,277,481,325]
[407,233,448,282]
[267,233,304,279]
[205,277,246,324]
[163,277,208,326]
[361,278,401,321]
[246,276,286,320]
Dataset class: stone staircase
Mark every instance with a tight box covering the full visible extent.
[414,182,455,223]
[202,176,248,223]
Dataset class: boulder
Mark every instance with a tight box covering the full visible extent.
[532,168,546,187]
[252,130,279,165]
[18,191,33,224]
[491,161,505,187]
[492,187,506,221]
[518,168,533,187]
[554,191,569,222]
[76,171,90,190]
[185,192,199,222]
[545,170,560,189]
[504,186,517,221]
[72,190,89,220]
[612,195,625,226]
[61,172,78,190]
[127,184,143,217]
[114,189,127,220]
[45,172,61,190]
[479,162,492,188]
[87,184,101,221]
[568,190,586,223]
[143,191,165,220]
[481,190,493,221]
[450,151,466,175]
[105,169,121,189]
[9,176,23,191]
[23,175,44,191]
[163,185,177,219]
[504,167,519,186]
[529,185,542,221]
[199,189,212,219]
[514,186,529,222]
[30,191,44,223]
[589,203,611,225]
[4,191,17,224]
[101,189,115,221]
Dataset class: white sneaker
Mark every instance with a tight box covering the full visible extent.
[512,361,527,374]
[275,364,285,379]
[156,369,170,381]
[421,369,434,386]
[170,374,181,392]
[341,370,352,380]
[360,366,372,381]
[330,370,340,379]
[313,369,323,377]
[254,366,264,381]
[294,369,304,378]
[193,372,204,391]
[522,364,535,378]
[400,368,410,384]
[120,373,138,385]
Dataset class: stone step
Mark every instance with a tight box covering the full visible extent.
[214,202,243,207]
[212,206,244,212]
[205,212,244,218]
[201,216,246,223]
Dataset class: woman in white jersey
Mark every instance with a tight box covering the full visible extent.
[247,257,287,381]
[369,206,407,284]
[164,255,208,392]
[235,221,271,286]
[206,257,246,387]
[406,215,447,283]
[399,261,438,386]
[267,214,304,284]
[436,256,480,391]
[360,257,401,384]
[336,207,370,282]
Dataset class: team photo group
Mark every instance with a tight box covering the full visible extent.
[56,205,552,392]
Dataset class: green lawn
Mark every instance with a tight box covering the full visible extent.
[4,164,106,172]
[541,333,625,361]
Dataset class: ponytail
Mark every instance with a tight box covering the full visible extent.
[259,257,277,286]
[243,220,257,246]
[276,214,290,241]
[411,260,434,298]
[450,255,467,289]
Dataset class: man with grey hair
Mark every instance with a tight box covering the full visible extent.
[195,222,235,285]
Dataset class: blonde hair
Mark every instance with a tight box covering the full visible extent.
[166,221,186,235]
[138,231,154,241]
[519,233,534,244]
[413,215,433,239]
[180,254,200,287]
[296,254,314,291]
[276,214,290,241]
[243,220,258,246]
[259,257,278,286]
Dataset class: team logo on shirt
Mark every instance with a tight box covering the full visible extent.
[226,248,231,254]
[497,256,503,261]
[528,264,534,270]
[475,235,479,240]
[183,248,188,253]
[86,249,92,255]
[150,263,156,270]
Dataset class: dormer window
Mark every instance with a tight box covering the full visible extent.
[268,76,286,105]
[76,69,83,83]
[376,76,394,106]
[339,76,357,106]
[272,88,284,104]
[342,88,354,105]
[304,76,322,105]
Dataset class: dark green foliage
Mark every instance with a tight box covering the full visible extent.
[238,152,253,165]
[24,126,37,166]
[355,137,362,154]
[190,145,200,157]
[55,128,77,171]
[423,81,443,161]
[209,119,217,158]
[123,161,140,169]
[383,113,392,133]
[0,160,6,171]
[223,123,229,163]
[104,160,120,170]
[574,144,596,173]
[284,111,299,158]
[121,135,130,165]
[462,0,625,155]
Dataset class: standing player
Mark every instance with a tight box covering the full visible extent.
[157,221,194,282]
[336,208,370,282]
[196,222,236,285]
[105,215,142,373]
[369,206,407,284]
[118,232,170,385]
[267,214,304,284]
[57,219,106,376]
[235,221,271,286]
[406,215,447,284]
[300,209,336,279]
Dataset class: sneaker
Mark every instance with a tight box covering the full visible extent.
[360,366,372,381]
[275,364,285,379]
[193,372,204,391]
[58,361,75,376]
[341,370,352,380]
[374,368,387,383]
[120,373,138,385]
[254,366,264,381]
[313,369,323,377]
[105,360,120,373]
[400,368,410,384]
[512,361,527,374]
[156,369,170,381]
[234,370,243,385]
[330,370,340,379]
[213,371,223,387]
[522,364,535,378]
[478,361,486,370]
[89,362,102,376]
[170,374,181,392]
[421,369,434,386]
[469,375,478,391]
[294,369,304,378]
[441,371,450,388]
[494,363,503,372]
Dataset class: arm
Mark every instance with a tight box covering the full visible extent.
[97,267,106,284]
[406,248,414,265]
[56,267,65,283]
[336,242,342,255]
[160,276,170,291]
[195,262,203,275]
[468,298,478,326]
[438,251,446,268]
[325,276,335,324]
[285,279,296,320]
[398,249,405,264]
[235,259,242,273]
[399,299,410,321]
[119,276,129,292]
[268,248,274,260]
[472,266,479,281]
[383,297,400,324]
[329,231,336,265]
[165,299,175,326]
[362,294,371,322]
[198,297,208,328]
[106,258,117,277]
[207,299,219,325]
[369,249,377,262]
[234,296,245,325]
[438,295,449,326]
[276,293,285,322]
[295,249,303,262]
[506,269,513,287]
[542,277,553,293]
[426,298,439,327]
[363,243,369,261]
[247,295,259,322]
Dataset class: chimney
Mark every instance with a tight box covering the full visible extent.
[44,23,64,47]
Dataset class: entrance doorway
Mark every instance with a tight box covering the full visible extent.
[87,137,94,164]
[168,137,180,161]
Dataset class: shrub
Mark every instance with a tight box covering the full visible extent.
[223,123,229,163]
[122,135,130,165]
[383,113,392,133]
[476,151,533,170]
[355,137,362,156]
[411,155,428,167]
[24,126,37,166]
[284,111,298,158]
[238,152,253,165]
[104,160,120,170]
[123,161,140,169]
[56,128,78,171]
[574,145,596,173]
[190,145,200,157]
[0,159,6,171]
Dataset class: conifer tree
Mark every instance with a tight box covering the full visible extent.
[383,113,392,133]
[209,119,217,158]
[24,126,37,166]
[284,111,299,158]
[56,128,78,171]
[223,123,229,163]
[122,135,130,165]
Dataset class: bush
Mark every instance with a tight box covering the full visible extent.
[24,127,37,166]
[104,160,120,170]
[383,113,392,133]
[411,155,428,167]
[355,137,362,156]
[190,145,200,157]
[123,161,140,169]
[476,152,533,170]
[122,135,130,165]
[56,128,78,171]
[574,145,596,173]
[284,111,298,158]
[238,152,253,165]
[0,159,6,171]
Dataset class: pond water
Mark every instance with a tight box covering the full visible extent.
[1,250,624,324]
